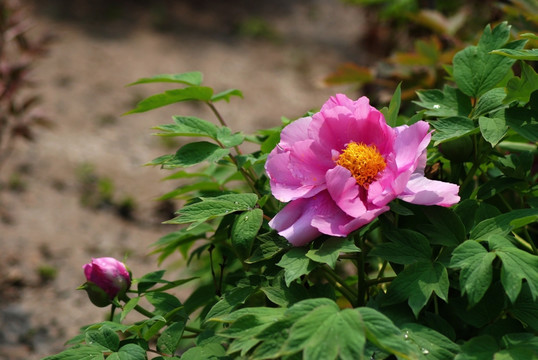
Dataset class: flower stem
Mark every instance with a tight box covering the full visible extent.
[320,266,358,307]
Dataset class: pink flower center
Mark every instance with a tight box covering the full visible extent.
[336,142,386,188]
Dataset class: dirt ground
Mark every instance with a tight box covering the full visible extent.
[0,1,365,358]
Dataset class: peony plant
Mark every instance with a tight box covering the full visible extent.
[45,22,538,360]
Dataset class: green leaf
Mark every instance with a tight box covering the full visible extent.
[383,262,449,317]
[504,62,538,104]
[470,208,538,240]
[128,71,203,86]
[491,48,538,61]
[453,23,524,98]
[145,291,183,315]
[277,247,318,286]
[211,89,243,102]
[205,286,256,322]
[430,116,478,145]
[357,307,418,360]
[488,235,538,303]
[120,297,140,322]
[246,231,289,264]
[449,240,495,305]
[479,116,507,147]
[419,206,467,246]
[306,237,360,268]
[153,116,218,139]
[157,322,185,355]
[179,343,228,360]
[113,344,146,360]
[231,209,263,259]
[510,283,538,331]
[167,193,258,228]
[401,323,460,360]
[414,86,472,117]
[282,302,366,360]
[41,345,106,360]
[473,88,507,118]
[216,127,245,147]
[370,229,431,264]
[503,106,538,142]
[455,335,498,360]
[85,326,119,352]
[382,83,401,127]
[169,141,229,168]
[125,86,213,114]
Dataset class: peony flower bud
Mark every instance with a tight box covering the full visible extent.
[81,257,131,306]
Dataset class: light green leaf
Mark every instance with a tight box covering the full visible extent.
[180,343,228,360]
[430,116,478,145]
[211,89,243,102]
[231,209,263,259]
[157,322,185,355]
[170,141,229,168]
[357,307,418,360]
[114,344,147,360]
[504,62,538,104]
[414,85,472,118]
[479,116,507,147]
[449,240,495,305]
[277,247,318,286]
[470,208,538,240]
[153,116,218,139]
[204,286,256,322]
[491,48,538,61]
[306,237,360,268]
[41,345,106,360]
[383,262,449,317]
[120,297,140,322]
[382,83,401,127]
[85,326,119,352]
[125,86,214,114]
[216,127,245,147]
[401,323,460,360]
[370,229,431,264]
[128,71,203,86]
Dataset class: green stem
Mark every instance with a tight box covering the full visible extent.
[320,266,358,306]
[131,304,202,334]
[366,276,395,286]
[357,236,367,307]
[109,305,117,322]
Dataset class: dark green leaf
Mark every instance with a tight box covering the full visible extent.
[41,345,106,360]
[504,62,538,104]
[382,83,401,127]
[170,141,229,168]
[479,116,507,147]
[216,127,245,147]
[114,344,146,360]
[383,261,449,317]
[145,292,183,315]
[125,86,213,114]
[246,231,290,264]
[277,247,318,286]
[153,116,218,139]
[128,71,203,86]
[180,343,228,360]
[231,209,263,259]
[85,326,119,352]
[454,335,498,360]
[449,240,495,305]
[491,48,538,61]
[504,106,538,142]
[204,286,256,322]
[470,208,538,240]
[401,323,459,360]
[157,322,185,355]
[430,116,478,145]
[420,206,466,246]
[415,86,472,117]
[306,237,360,268]
[120,297,140,322]
[370,229,431,264]
[510,283,538,331]
[473,88,507,118]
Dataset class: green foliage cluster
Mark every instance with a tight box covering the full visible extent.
[45,22,538,360]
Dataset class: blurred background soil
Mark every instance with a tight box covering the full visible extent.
[0,1,364,358]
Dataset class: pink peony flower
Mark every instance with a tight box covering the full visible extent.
[266,94,460,246]
[83,257,131,299]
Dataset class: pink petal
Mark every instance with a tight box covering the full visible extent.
[289,139,333,186]
[266,150,324,202]
[398,173,460,207]
[325,166,367,217]
[269,197,323,246]
[392,121,431,172]
[280,116,312,150]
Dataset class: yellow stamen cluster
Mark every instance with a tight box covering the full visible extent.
[336,142,386,188]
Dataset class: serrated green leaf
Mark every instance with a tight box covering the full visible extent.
[383,262,449,317]
[430,116,478,145]
[41,345,106,360]
[414,86,472,117]
[114,344,146,360]
[504,62,538,104]
[231,209,263,259]
[178,343,228,360]
[211,89,243,102]
[246,231,290,264]
[401,323,459,360]
[449,240,495,305]
[216,127,245,147]
[205,286,256,322]
[125,86,213,114]
[306,237,360,268]
[145,292,183,315]
[357,307,418,360]
[277,247,318,286]
[169,141,229,168]
[479,115,507,146]
[491,48,538,61]
[370,229,431,264]
[128,71,203,86]
[85,326,119,352]
[157,322,185,355]
[470,208,538,240]
[153,116,218,139]
[510,283,538,331]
